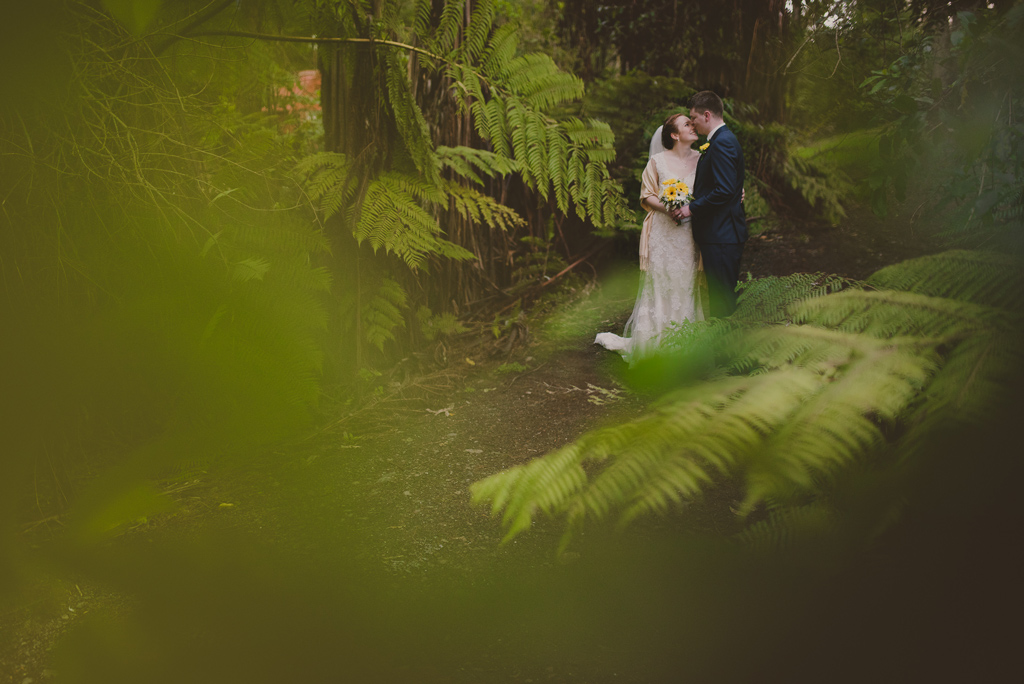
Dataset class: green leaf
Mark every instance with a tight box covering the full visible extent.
[232,257,271,282]
[199,231,222,258]
[893,94,917,115]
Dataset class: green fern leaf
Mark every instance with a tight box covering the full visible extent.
[463,1,495,62]
[868,250,1024,308]
[363,276,408,352]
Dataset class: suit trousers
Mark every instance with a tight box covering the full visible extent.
[699,243,744,318]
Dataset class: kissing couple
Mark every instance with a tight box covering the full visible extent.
[595,90,748,363]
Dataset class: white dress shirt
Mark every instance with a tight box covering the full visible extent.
[706,121,726,142]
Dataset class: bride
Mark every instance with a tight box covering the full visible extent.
[595,113,707,362]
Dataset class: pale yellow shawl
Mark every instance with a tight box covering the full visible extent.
[638,157,659,271]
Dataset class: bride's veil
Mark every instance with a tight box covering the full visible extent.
[649,125,666,158]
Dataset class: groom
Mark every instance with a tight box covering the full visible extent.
[673,91,747,318]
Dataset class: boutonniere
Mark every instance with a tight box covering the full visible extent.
[699,142,710,155]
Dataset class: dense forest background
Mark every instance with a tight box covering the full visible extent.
[2,1,1022,681]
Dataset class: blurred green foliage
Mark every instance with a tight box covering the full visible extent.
[1,1,329,541]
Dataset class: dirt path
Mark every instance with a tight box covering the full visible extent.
[201,280,740,577]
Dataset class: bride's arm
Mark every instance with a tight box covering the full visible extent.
[639,159,672,215]
[643,196,672,214]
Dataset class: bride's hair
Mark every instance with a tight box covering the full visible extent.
[660,113,688,150]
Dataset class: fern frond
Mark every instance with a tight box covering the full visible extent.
[294,151,349,178]
[231,257,271,282]
[433,0,465,54]
[784,154,851,224]
[412,0,432,38]
[436,145,517,183]
[417,306,467,341]
[482,98,510,156]
[790,289,1018,340]
[736,504,839,552]
[462,1,495,63]
[480,22,519,76]
[868,250,1024,309]
[473,371,811,543]
[442,180,525,232]
[506,100,531,186]
[363,276,408,352]
[294,152,356,219]
[546,128,569,211]
[384,52,438,181]
[741,342,935,511]
[355,172,474,268]
[472,443,590,543]
[525,111,549,194]
[510,55,585,110]
[901,328,1024,455]
[735,273,863,324]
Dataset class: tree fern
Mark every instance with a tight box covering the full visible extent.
[295,0,632,357]
[408,2,630,230]
[277,0,645,372]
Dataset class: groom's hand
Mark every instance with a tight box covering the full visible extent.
[679,204,692,219]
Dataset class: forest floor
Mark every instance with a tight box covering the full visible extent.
[1,198,945,683]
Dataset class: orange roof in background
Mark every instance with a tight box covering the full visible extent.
[273,70,321,115]
[282,69,321,100]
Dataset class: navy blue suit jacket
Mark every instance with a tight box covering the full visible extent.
[690,126,747,245]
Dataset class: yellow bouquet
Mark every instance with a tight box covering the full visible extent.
[659,178,693,223]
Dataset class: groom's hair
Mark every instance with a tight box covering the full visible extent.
[690,91,724,118]
[661,113,687,150]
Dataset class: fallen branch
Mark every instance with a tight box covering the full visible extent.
[539,243,609,289]
[493,242,609,316]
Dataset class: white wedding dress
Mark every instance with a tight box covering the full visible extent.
[595,149,706,363]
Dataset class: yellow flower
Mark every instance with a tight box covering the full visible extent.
[699,142,710,153]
